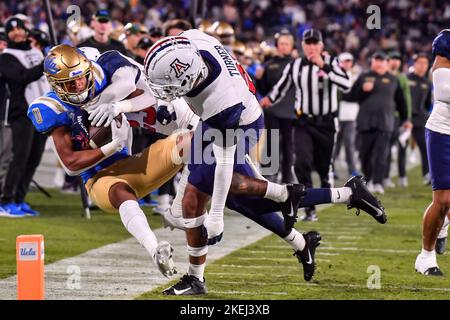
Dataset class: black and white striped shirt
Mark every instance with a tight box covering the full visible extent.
[268,55,351,117]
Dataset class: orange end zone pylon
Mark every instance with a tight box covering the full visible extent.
[16,235,45,300]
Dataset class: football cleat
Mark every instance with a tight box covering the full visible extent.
[344,176,387,224]
[17,202,40,217]
[281,184,306,230]
[415,252,443,276]
[163,274,207,295]
[436,237,447,255]
[153,241,177,278]
[423,267,444,276]
[293,231,321,281]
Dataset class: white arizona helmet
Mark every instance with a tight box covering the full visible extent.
[144,36,206,101]
[78,46,101,61]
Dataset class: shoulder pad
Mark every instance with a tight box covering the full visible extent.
[28,95,71,133]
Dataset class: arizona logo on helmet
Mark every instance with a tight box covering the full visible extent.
[170,58,190,78]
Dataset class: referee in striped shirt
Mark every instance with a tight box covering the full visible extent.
[260,29,351,221]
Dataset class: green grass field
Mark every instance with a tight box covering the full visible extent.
[139,167,450,300]
[1,167,449,299]
[0,190,162,279]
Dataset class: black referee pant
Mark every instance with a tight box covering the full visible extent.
[293,115,336,191]
[263,112,295,183]
[358,129,391,185]
[1,116,47,204]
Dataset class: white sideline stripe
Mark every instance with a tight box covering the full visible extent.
[0,212,272,300]
[320,247,419,254]
[209,290,288,295]
[234,256,332,263]
[245,250,339,256]
[212,281,450,293]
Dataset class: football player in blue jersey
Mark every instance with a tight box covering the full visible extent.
[415,30,450,276]
[27,44,193,278]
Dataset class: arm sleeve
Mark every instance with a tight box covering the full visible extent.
[0,54,44,85]
[322,56,351,92]
[94,51,141,106]
[209,143,237,220]
[267,61,294,104]
[394,79,408,122]
[432,68,450,104]
[114,75,157,113]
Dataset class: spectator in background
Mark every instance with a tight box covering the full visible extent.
[210,21,235,53]
[408,53,432,185]
[162,19,192,36]
[257,29,296,183]
[0,27,6,52]
[148,26,163,44]
[0,16,50,217]
[0,26,12,199]
[77,10,126,55]
[29,28,50,55]
[122,22,148,60]
[333,52,361,178]
[384,51,413,188]
[347,51,411,195]
[135,36,153,65]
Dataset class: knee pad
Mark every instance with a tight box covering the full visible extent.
[183,212,207,229]
[187,245,208,257]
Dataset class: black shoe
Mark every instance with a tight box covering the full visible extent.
[299,207,318,222]
[344,176,387,224]
[424,267,444,276]
[163,274,207,295]
[281,184,306,230]
[436,237,447,255]
[293,231,321,281]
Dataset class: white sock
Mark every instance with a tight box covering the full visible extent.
[119,200,158,260]
[188,263,205,282]
[264,181,288,202]
[330,187,353,203]
[283,229,306,252]
[421,248,436,258]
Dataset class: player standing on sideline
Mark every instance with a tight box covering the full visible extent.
[415,30,450,276]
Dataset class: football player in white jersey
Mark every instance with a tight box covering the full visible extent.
[415,30,450,276]
[143,31,387,295]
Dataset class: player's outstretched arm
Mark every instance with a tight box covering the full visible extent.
[204,143,237,245]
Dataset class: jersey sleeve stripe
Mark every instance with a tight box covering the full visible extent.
[38,97,66,113]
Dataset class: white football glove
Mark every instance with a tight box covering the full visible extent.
[100,115,131,157]
[204,214,224,245]
[86,102,120,127]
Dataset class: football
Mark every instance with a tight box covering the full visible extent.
[88,114,123,149]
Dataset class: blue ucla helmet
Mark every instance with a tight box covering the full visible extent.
[432,29,450,60]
